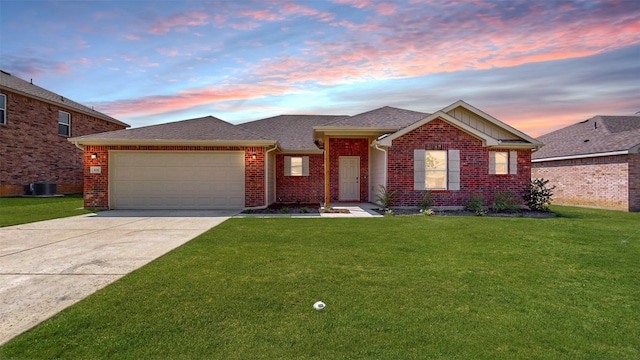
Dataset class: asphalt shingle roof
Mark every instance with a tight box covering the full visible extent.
[323,106,429,128]
[533,115,640,160]
[0,70,129,127]
[72,116,270,142]
[238,115,348,151]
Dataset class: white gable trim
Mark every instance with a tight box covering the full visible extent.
[442,100,542,147]
[378,110,499,147]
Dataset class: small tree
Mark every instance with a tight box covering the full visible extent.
[376,185,395,209]
[524,178,556,211]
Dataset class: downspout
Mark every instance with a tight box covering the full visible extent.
[264,144,278,208]
[373,141,387,204]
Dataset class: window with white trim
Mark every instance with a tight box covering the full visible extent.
[414,149,460,191]
[58,110,71,137]
[0,93,6,125]
[284,156,309,176]
[494,152,508,174]
[489,151,518,175]
[425,150,447,189]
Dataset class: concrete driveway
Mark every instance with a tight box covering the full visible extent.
[0,210,237,345]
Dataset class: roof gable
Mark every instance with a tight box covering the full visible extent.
[533,115,640,160]
[378,101,542,149]
[0,70,129,128]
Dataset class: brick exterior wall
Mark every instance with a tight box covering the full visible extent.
[82,145,266,210]
[630,153,640,212]
[0,90,126,196]
[329,138,369,202]
[532,154,635,211]
[388,118,532,207]
[275,153,324,203]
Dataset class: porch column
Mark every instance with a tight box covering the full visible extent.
[324,134,330,207]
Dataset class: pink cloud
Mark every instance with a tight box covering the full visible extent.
[100,83,295,118]
[147,12,209,34]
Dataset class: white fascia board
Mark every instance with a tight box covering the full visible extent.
[532,150,630,162]
[313,127,398,138]
[441,100,543,146]
[67,138,278,147]
[279,148,324,154]
[378,111,499,147]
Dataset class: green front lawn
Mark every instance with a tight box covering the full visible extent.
[1,206,639,359]
[0,195,91,227]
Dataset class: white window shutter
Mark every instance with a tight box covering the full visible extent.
[448,149,460,191]
[302,156,309,176]
[509,151,518,175]
[414,149,426,191]
[489,152,496,174]
[284,156,292,176]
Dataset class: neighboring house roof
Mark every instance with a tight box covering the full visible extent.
[70,116,275,146]
[0,70,129,128]
[238,115,348,152]
[532,115,640,161]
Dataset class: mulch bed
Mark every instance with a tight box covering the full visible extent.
[374,208,556,218]
[242,203,350,214]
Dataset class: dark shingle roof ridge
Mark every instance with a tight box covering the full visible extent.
[0,70,129,127]
[239,114,349,125]
[72,115,271,141]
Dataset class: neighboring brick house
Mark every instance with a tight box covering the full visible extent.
[532,115,640,212]
[69,100,542,210]
[0,70,129,196]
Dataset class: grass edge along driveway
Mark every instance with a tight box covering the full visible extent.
[1,206,639,359]
[0,195,91,227]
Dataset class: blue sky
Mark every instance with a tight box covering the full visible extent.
[1,0,639,136]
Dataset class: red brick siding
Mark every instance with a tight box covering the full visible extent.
[532,154,632,211]
[275,153,324,203]
[630,153,640,212]
[0,90,126,196]
[388,118,532,207]
[82,146,266,210]
[329,138,369,202]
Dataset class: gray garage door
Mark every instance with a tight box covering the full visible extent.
[110,151,244,209]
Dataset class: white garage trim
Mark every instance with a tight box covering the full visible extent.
[109,151,245,209]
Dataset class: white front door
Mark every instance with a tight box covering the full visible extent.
[339,156,360,201]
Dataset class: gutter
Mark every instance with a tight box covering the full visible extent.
[532,150,630,163]
[71,141,84,151]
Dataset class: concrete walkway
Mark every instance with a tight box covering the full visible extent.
[0,210,236,345]
[319,203,382,217]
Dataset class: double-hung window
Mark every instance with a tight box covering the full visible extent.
[489,151,518,175]
[58,111,71,137]
[425,151,447,189]
[284,156,309,176]
[0,93,6,125]
[414,149,460,191]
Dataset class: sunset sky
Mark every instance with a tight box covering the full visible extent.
[1,0,639,137]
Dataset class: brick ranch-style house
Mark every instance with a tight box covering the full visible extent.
[68,100,542,210]
[0,70,129,196]
[532,115,640,212]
